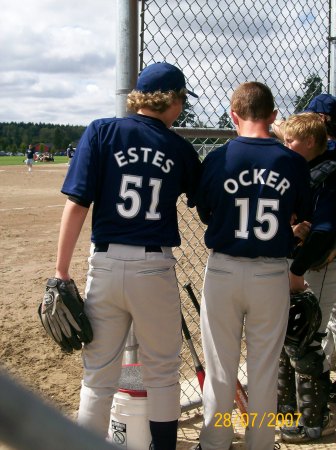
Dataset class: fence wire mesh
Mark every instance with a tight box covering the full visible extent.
[138,0,331,412]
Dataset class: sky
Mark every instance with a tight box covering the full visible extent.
[0,0,329,128]
[1,0,117,126]
[141,0,329,126]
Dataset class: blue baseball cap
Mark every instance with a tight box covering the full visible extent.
[136,62,198,98]
[304,93,336,116]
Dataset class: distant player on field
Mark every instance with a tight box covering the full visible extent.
[194,82,311,450]
[25,144,35,172]
[53,62,201,450]
[66,143,75,166]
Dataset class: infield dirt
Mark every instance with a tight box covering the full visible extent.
[0,163,335,450]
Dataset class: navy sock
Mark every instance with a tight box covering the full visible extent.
[149,420,178,450]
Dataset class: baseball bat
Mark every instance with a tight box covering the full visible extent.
[183,282,248,414]
[181,312,205,392]
[183,282,200,315]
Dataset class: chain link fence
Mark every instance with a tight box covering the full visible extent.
[137,0,331,412]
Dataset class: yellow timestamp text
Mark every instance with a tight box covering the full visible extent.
[214,412,302,428]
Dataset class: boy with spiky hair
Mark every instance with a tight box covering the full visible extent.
[195,82,311,450]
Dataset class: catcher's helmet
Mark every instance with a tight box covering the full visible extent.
[285,289,322,358]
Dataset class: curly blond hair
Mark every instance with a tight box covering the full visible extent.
[127,89,186,113]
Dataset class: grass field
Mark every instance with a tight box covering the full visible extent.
[0,156,68,165]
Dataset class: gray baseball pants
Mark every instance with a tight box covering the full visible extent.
[77,244,182,437]
[305,261,336,367]
[199,253,289,450]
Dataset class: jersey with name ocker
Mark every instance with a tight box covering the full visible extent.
[61,115,201,247]
[196,137,311,258]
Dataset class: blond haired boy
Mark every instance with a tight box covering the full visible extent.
[272,111,336,443]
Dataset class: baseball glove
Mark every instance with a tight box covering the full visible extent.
[310,159,336,190]
[285,288,321,359]
[38,278,93,353]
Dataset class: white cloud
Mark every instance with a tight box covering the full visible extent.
[140,0,329,126]
[0,0,117,125]
[0,0,330,127]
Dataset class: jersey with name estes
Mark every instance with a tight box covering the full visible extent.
[196,137,311,258]
[61,115,201,246]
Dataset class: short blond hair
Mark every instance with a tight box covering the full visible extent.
[231,81,275,120]
[285,112,328,154]
[127,89,186,113]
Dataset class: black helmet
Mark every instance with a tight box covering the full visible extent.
[285,289,321,358]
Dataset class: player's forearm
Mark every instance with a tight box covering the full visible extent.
[289,271,306,293]
[55,199,89,280]
[290,230,336,275]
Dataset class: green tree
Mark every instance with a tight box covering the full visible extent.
[0,122,85,152]
[39,127,54,144]
[193,120,208,128]
[173,100,196,127]
[218,111,234,129]
[294,74,322,113]
[54,127,65,150]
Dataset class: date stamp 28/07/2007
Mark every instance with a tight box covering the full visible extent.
[214,412,302,429]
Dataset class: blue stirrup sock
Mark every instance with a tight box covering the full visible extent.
[149,420,178,450]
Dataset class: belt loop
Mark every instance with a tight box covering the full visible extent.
[145,245,162,253]
[94,243,109,252]
[161,247,173,257]
[94,243,165,255]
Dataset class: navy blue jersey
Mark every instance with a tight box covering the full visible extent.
[61,114,201,246]
[26,148,35,159]
[309,142,336,233]
[290,141,336,275]
[327,139,336,152]
[196,137,311,258]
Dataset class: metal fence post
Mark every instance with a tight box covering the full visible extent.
[116,0,139,118]
[330,0,336,95]
[116,0,140,364]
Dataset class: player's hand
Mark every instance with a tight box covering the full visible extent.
[289,272,307,293]
[38,278,93,352]
[272,119,286,141]
[55,270,71,281]
[292,221,311,242]
[290,213,297,225]
[327,248,336,264]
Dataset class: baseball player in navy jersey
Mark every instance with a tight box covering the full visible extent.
[303,95,336,383]
[272,107,336,442]
[53,62,201,450]
[194,82,311,450]
[25,144,35,172]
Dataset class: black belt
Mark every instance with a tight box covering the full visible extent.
[94,243,162,253]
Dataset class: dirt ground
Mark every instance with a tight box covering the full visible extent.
[0,163,336,450]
